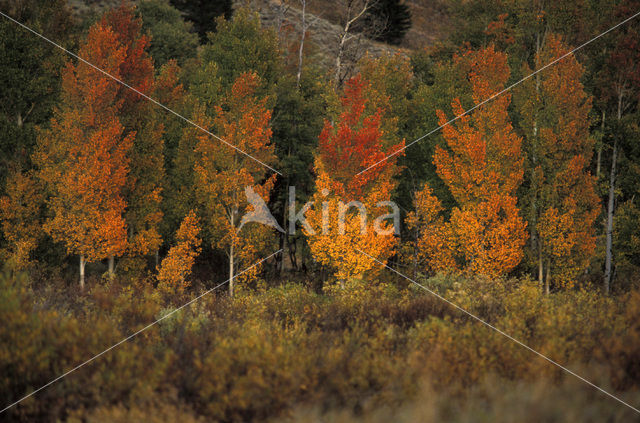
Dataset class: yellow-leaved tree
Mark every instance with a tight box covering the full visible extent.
[305,75,404,286]
[407,45,527,278]
[515,34,599,291]
[157,210,201,294]
[194,72,277,297]
[0,170,44,271]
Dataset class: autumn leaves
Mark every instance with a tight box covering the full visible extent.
[31,6,279,293]
[36,14,139,287]
[323,39,598,289]
[306,76,403,284]
[7,3,601,295]
[193,72,277,296]
[408,46,527,278]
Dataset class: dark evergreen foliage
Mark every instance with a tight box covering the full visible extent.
[365,0,412,45]
[169,0,233,43]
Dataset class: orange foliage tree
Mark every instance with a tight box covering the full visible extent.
[35,22,133,288]
[0,170,45,271]
[101,5,165,272]
[408,45,527,278]
[194,72,277,297]
[515,34,599,290]
[157,210,201,294]
[305,75,404,285]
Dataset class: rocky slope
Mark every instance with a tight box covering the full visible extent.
[68,0,448,70]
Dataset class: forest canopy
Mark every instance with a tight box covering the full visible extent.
[1,0,640,421]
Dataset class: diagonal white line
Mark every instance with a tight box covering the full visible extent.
[0,249,282,415]
[356,9,640,177]
[356,248,640,414]
[0,10,283,176]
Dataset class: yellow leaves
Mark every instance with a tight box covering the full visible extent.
[538,207,584,288]
[307,75,404,283]
[514,34,598,288]
[0,171,44,271]
[412,46,527,278]
[193,72,278,287]
[306,168,398,282]
[157,210,201,293]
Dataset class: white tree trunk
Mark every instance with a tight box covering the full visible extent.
[604,139,617,294]
[296,0,306,88]
[545,261,550,294]
[108,255,115,280]
[334,30,348,88]
[229,205,237,298]
[597,110,605,179]
[79,255,86,290]
[538,247,544,291]
[604,97,622,294]
[334,1,369,88]
[229,242,235,298]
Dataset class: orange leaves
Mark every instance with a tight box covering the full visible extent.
[435,47,523,205]
[36,10,137,265]
[485,14,515,48]
[102,4,155,109]
[308,74,403,282]
[456,44,510,103]
[194,72,277,288]
[157,210,201,293]
[414,46,527,277]
[61,23,126,126]
[406,184,456,273]
[317,75,404,201]
[307,204,397,282]
[0,171,44,270]
[34,3,172,276]
[448,196,527,277]
[99,5,167,262]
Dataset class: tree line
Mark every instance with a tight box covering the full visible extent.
[0,0,639,295]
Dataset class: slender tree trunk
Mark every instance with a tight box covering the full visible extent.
[289,237,298,270]
[229,242,235,298]
[545,261,550,294]
[278,232,285,275]
[155,249,159,269]
[604,98,622,294]
[280,212,287,276]
[532,32,541,284]
[16,103,34,128]
[334,1,369,88]
[79,255,86,290]
[413,228,419,280]
[108,255,115,280]
[334,31,348,88]
[597,110,605,179]
[538,246,544,290]
[604,139,617,294]
[596,146,602,179]
[296,0,306,88]
[229,205,237,298]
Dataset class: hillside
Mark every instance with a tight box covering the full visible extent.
[67,0,449,68]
